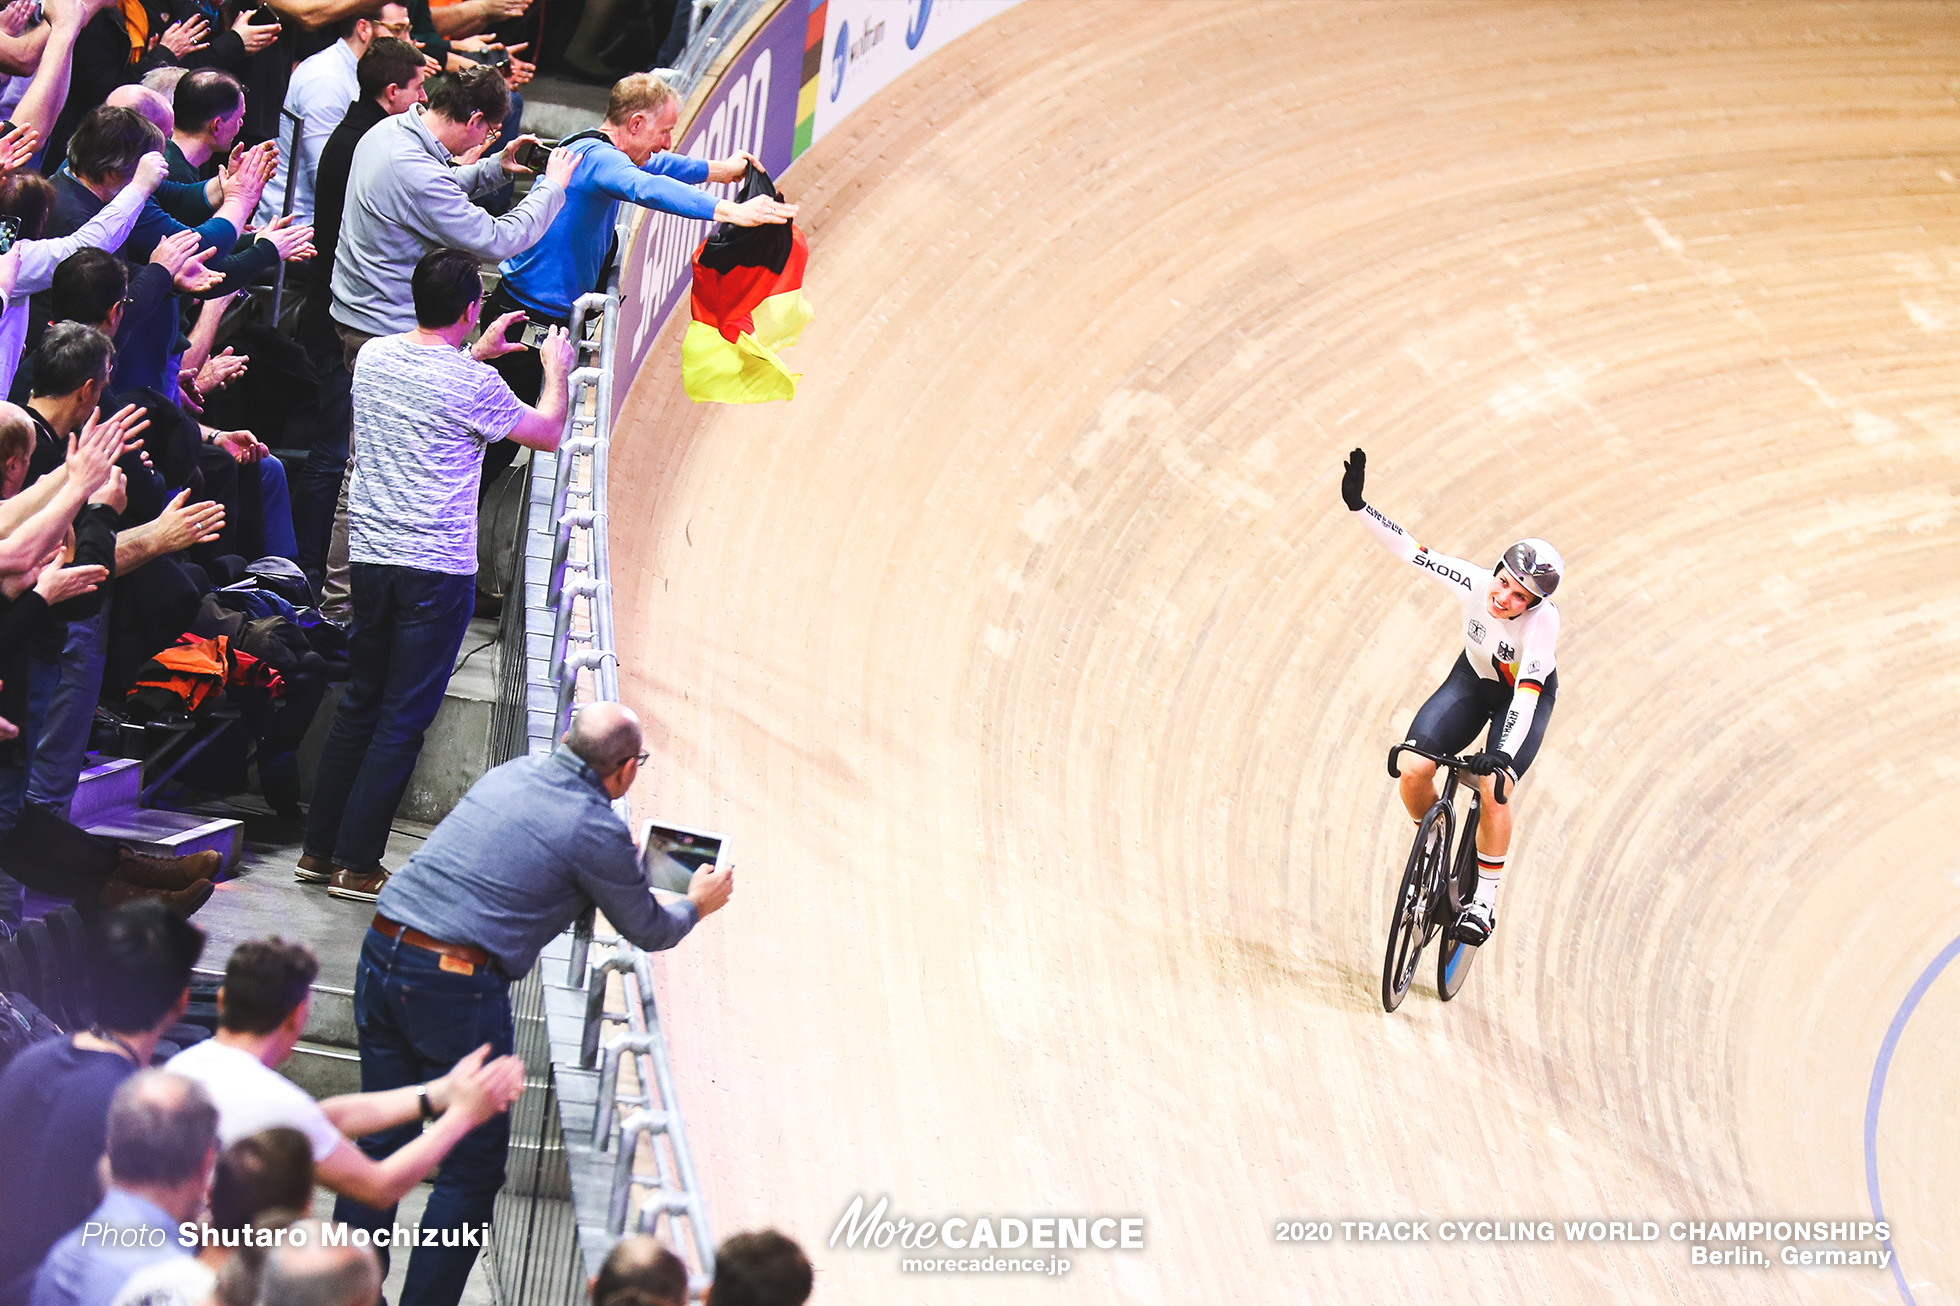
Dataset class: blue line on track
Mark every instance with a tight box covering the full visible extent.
[1865,931,1960,1306]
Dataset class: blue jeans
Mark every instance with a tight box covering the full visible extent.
[335,926,512,1306]
[293,359,352,576]
[0,658,62,936]
[27,607,107,818]
[258,455,297,562]
[303,564,474,871]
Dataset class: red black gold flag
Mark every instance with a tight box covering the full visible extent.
[682,164,813,403]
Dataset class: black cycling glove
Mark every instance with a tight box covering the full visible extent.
[1465,750,1514,777]
[1341,448,1367,511]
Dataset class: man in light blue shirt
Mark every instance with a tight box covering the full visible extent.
[334,700,732,1306]
[29,1071,218,1306]
[254,4,416,228]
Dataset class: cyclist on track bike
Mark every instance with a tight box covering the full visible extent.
[1341,447,1563,946]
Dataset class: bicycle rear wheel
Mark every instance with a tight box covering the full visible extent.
[1436,806,1481,1001]
[1382,802,1451,1012]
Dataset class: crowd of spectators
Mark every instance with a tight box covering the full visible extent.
[0,0,793,928]
[0,0,808,1298]
[0,902,809,1306]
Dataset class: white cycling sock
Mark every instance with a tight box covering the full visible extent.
[1473,850,1506,909]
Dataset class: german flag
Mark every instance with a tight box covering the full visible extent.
[681,164,813,404]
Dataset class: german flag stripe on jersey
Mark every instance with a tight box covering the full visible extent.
[1516,678,1544,696]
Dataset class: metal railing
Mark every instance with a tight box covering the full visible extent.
[659,0,770,97]
[497,264,717,1296]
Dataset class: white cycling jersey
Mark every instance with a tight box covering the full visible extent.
[1354,502,1559,757]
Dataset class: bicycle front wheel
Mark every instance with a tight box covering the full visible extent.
[1382,802,1452,1012]
[1437,808,1481,1002]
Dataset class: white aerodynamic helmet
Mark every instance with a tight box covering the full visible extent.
[1497,538,1563,602]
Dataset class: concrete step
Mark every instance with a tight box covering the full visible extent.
[67,756,140,826]
[284,1040,362,1098]
[85,807,244,869]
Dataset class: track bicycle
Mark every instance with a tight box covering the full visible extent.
[1378,744,1508,1012]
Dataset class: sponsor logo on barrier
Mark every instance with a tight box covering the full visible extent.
[831,14,887,100]
[905,0,932,49]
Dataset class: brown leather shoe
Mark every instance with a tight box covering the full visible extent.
[110,849,224,891]
[327,866,390,903]
[97,877,215,918]
[295,852,338,885]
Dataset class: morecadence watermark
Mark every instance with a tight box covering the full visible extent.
[830,1196,1145,1277]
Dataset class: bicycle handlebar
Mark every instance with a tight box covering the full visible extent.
[1386,743,1510,804]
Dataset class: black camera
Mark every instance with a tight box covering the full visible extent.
[515,139,555,170]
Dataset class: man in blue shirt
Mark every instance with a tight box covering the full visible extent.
[333,700,732,1306]
[29,1069,219,1306]
[481,72,794,435]
[494,71,793,338]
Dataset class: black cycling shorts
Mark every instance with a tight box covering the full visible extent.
[1405,653,1559,777]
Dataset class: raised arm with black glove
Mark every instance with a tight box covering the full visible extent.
[1341,446,1367,511]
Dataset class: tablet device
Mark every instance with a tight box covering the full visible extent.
[639,820,725,894]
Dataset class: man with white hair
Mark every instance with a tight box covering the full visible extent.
[334,700,732,1306]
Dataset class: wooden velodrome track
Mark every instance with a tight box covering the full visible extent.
[602,3,1960,1301]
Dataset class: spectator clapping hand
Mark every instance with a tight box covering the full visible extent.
[432,1045,527,1124]
[64,407,137,498]
[215,140,278,206]
[0,122,39,176]
[0,709,15,743]
[209,428,266,464]
[502,42,534,89]
[0,0,33,37]
[223,141,278,213]
[149,228,223,292]
[87,466,127,514]
[231,5,280,54]
[155,13,211,57]
[195,346,248,395]
[256,214,315,263]
[149,487,225,553]
[40,0,114,33]
[39,560,108,603]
